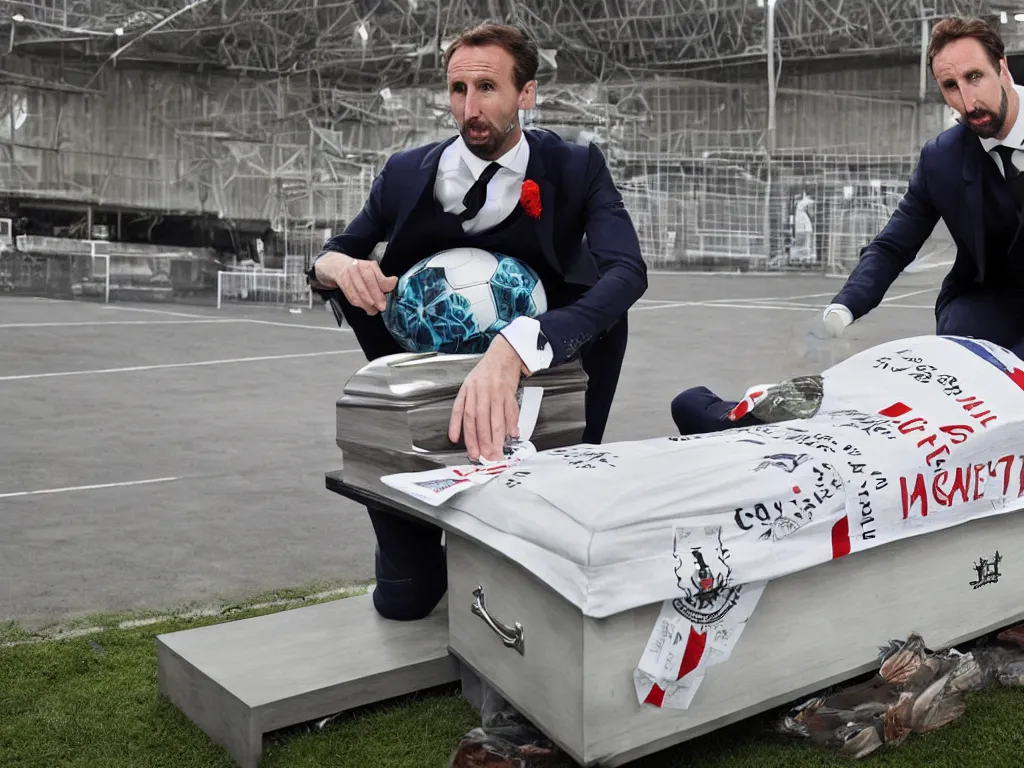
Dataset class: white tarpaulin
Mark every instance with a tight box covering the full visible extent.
[381,335,1024,709]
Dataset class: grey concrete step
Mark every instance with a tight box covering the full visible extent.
[156,592,458,768]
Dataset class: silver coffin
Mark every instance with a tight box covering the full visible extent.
[335,352,589,494]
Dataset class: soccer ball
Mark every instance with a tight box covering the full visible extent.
[382,247,548,355]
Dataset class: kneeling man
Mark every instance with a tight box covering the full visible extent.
[309,23,647,621]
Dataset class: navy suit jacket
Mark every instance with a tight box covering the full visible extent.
[315,128,647,368]
[832,122,1015,320]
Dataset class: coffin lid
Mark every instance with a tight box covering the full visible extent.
[341,352,588,403]
[342,352,487,402]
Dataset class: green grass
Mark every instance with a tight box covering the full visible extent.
[5,594,1024,768]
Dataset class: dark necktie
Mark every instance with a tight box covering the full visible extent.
[994,145,1024,211]
[459,162,502,221]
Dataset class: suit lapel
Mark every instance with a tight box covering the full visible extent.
[1007,201,1024,256]
[391,136,458,240]
[524,130,563,276]
[961,131,987,280]
[1007,156,1024,253]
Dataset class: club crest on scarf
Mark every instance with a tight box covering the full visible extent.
[671,526,742,625]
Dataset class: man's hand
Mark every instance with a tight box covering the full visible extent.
[315,251,397,316]
[449,335,530,462]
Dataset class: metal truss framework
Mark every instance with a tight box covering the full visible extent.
[3,0,994,88]
[0,0,1006,258]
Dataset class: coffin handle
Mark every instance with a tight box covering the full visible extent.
[471,585,525,655]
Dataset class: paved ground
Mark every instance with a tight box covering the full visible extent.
[0,255,949,629]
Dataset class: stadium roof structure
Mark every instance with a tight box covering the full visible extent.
[2,0,996,89]
[991,3,1024,55]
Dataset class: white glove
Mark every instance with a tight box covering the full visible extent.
[822,304,853,338]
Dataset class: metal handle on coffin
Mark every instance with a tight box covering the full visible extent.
[471,585,525,655]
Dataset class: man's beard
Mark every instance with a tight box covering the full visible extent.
[460,116,517,160]
[963,86,1009,139]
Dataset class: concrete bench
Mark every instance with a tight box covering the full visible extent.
[156,591,458,768]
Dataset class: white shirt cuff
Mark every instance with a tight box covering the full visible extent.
[499,316,553,374]
[823,303,852,322]
[822,303,853,337]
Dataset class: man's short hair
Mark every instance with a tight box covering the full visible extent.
[442,23,539,91]
[928,16,1006,73]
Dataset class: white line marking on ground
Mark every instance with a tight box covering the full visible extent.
[699,302,820,312]
[0,349,360,382]
[99,304,222,319]
[638,292,835,305]
[632,301,818,313]
[645,269,832,278]
[906,259,953,272]
[630,301,706,312]
[0,476,180,499]
[704,291,837,304]
[0,319,243,329]
[244,319,352,332]
[876,303,934,310]
[905,247,955,273]
[99,303,353,332]
[902,249,940,272]
[762,301,935,311]
[633,299,937,314]
[882,288,935,302]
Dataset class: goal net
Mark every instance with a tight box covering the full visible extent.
[216,268,312,310]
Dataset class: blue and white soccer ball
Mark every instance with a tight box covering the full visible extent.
[382,247,548,355]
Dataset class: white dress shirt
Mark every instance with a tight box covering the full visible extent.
[433,132,553,373]
[434,132,530,233]
[978,83,1024,177]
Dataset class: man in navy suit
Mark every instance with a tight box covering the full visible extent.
[308,23,647,620]
[825,16,1024,356]
[669,16,1024,438]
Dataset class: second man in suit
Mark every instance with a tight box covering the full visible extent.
[669,16,1024,439]
[309,23,647,621]
[825,16,1024,356]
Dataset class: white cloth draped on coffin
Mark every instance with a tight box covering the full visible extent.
[386,335,1024,620]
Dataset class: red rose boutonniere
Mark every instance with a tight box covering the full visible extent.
[520,179,542,219]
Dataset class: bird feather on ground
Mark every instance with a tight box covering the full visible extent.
[777,624,1024,758]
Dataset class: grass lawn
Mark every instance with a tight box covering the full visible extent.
[5,591,1024,768]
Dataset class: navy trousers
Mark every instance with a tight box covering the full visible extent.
[328,290,628,621]
[670,386,739,435]
[326,294,446,621]
[936,291,1024,358]
[667,385,772,436]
